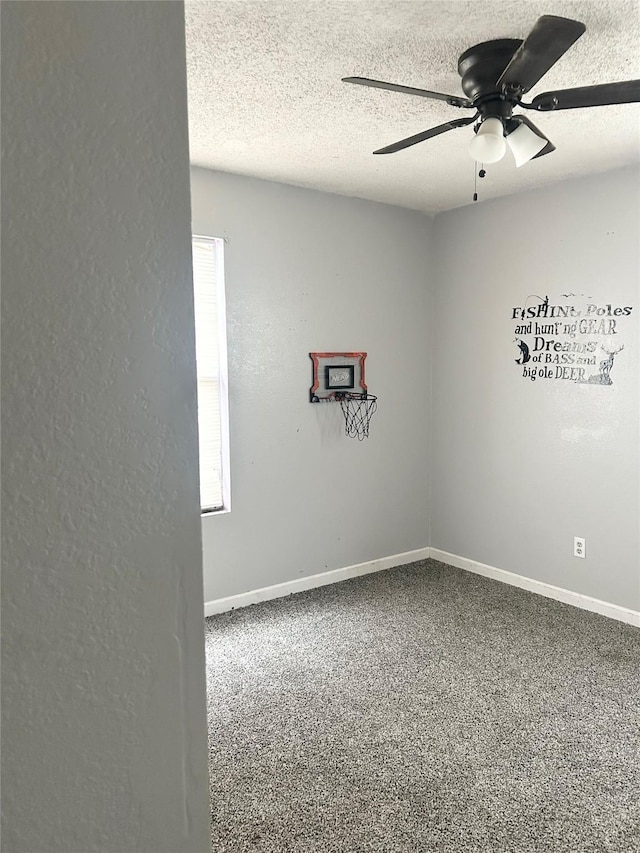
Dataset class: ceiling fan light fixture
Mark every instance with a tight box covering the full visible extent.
[468,117,506,164]
[506,121,548,167]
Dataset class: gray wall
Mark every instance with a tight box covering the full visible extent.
[431,167,640,611]
[190,168,433,603]
[1,3,210,851]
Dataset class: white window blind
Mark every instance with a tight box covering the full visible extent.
[192,236,227,511]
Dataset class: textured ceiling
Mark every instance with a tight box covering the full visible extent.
[185,1,640,214]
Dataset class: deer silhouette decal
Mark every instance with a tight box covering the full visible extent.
[584,343,625,385]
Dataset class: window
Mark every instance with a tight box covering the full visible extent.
[192,235,230,512]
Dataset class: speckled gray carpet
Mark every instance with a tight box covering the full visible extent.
[204,559,640,853]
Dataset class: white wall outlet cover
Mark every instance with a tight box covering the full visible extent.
[574,537,586,558]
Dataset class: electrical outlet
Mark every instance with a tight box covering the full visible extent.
[574,537,586,559]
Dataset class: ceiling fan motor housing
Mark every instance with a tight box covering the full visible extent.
[458,39,524,100]
[458,39,527,130]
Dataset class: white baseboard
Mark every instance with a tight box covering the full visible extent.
[204,545,640,628]
[430,548,640,628]
[203,547,431,617]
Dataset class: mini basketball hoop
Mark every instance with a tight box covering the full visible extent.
[309,352,377,439]
[337,392,377,440]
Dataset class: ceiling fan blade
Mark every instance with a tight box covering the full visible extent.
[373,116,477,155]
[531,79,640,111]
[497,15,585,94]
[342,76,472,108]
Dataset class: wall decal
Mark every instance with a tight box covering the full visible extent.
[511,295,633,384]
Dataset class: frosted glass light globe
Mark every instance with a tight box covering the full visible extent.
[507,121,548,167]
[468,117,506,164]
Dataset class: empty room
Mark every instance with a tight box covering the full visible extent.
[2,2,639,853]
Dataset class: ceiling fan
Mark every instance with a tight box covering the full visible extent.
[343,15,640,167]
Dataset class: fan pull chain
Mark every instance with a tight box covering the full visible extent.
[473,163,486,202]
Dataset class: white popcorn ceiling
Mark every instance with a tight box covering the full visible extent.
[185,1,640,214]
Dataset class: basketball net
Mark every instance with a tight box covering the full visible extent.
[338,393,377,440]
